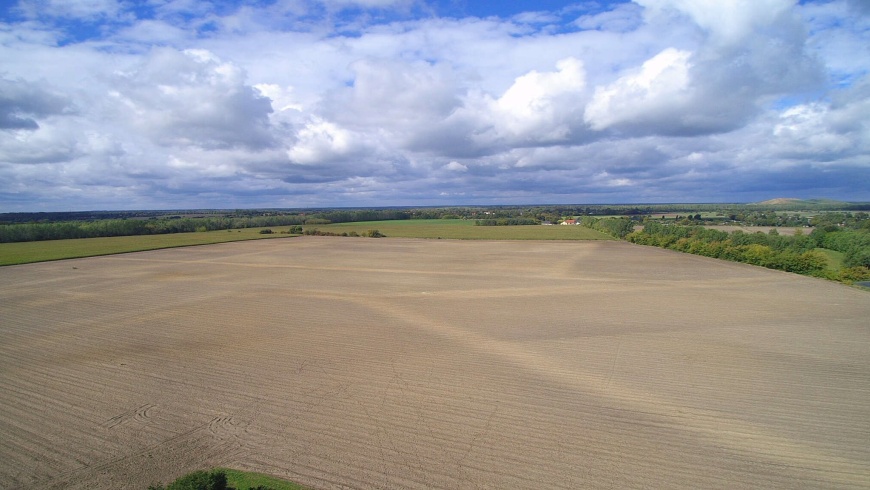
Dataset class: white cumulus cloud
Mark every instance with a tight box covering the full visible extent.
[0,0,867,209]
[637,0,796,45]
[494,57,587,140]
[109,48,275,150]
[287,117,363,165]
[585,48,692,132]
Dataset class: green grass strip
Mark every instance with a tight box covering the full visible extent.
[814,247,844,271]
[0,229,292,266]
[217,468,308,490]
[315,219,614,240]
[1,220,612,266]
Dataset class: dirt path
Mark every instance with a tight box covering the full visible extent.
[1,238,868,489]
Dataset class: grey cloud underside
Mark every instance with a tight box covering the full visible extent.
[729,164,870,197]
[110,49,276,150]
[0,113,39,130]
[0,78,73,130]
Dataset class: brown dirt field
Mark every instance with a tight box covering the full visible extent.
[1,237,869,489]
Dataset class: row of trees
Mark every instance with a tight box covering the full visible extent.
[666,212,814,227]
[712,210,870,228]
[0,215,308,243]
[301,228,384,238]
[307,209,410,223]
[475,218,539,226]
[812,228,870,269]
[810,212,870,230]
[620,220,870,280]
[0,207,430,243]
[578,217,636,238]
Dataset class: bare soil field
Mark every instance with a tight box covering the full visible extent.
[1,237,869,489]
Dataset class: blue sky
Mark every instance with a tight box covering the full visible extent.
[0,0,868,211]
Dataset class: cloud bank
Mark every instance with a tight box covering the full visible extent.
[0,0,868,210]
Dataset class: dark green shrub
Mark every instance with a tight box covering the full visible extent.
[151,469,228,490]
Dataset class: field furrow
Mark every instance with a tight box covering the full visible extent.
[1,237,868,489]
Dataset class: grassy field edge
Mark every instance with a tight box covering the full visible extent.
[218,467,308,490]
[1,220,613,266]
[148,468,308,490]
[0,229,295,266]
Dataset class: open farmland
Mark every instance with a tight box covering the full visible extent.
[0,220,612,266]
[1,237,869,489]
[0,228,291,266]
[312,219,613,240]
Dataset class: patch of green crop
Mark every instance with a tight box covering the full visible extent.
[313,219,614,240]
[815,247,845,271]
[0,228,294,266]
[0,219,612,266]
[218,468,308,490]
[148,468,308,490]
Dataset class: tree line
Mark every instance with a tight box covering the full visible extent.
[0,208,416,243]
[616,220,870,282]
[812,228,870,270]
[0,215,306,243]
[578,216,636,238]
[475,218,539,226]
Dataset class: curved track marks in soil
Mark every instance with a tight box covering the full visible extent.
[102,404,156,430]
[1,237,869,489]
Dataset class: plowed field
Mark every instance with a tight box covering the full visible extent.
[1,237,869,489]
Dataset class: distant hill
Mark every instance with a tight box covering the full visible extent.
[756,198,803,205]
[754,198,847,206]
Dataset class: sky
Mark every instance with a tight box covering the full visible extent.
[0,0,868,211]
